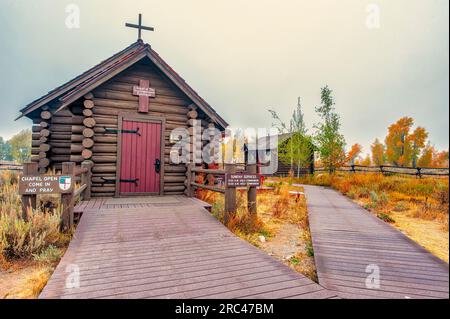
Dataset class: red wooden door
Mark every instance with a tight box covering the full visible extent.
[119,120,162,194]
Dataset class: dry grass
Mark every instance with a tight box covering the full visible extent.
[196,182,318,282]
[1,263,53,299]
[0,170,71,298]
[298,172,449,262]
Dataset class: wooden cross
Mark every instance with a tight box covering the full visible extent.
[125,14,154,41]
[133,79,156,113]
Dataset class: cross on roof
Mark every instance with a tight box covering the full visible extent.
[125,14,154,41]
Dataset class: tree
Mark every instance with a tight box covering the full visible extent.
[433,150,449,168]
[0,137,13,161]
[346,143,362,165]
[361,154,371,166]
[8,129,31,163]
[384,117,428,167]
[408,127,428,168]
[417,143,434,167]
[371,138,385,166]
[314,86,346,172]
[385,117,413,166]
[269,97,314,176]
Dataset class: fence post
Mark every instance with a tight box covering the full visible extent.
[186,163,194,197]
[61,162,75,230]
[417,167,422,179]
[21,162,38,219]
[81,160,93,200]
[224,163,236,225]
[247,163,257,215]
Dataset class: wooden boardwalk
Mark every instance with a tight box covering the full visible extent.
[303,185,449,299]
[40,196,336,299]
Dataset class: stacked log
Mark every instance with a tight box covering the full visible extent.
[184,105,200,195]
[61,95,93,164]
[79,92,117,197]
[37,106,52,173]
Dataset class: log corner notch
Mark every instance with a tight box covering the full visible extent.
[81,93,95,161]
[37,106,52,173]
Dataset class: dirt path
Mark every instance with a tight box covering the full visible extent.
[260,223,318,282]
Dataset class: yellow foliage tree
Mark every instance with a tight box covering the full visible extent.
[371,138,385,166]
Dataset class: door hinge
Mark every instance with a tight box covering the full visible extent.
[103,127,141,136]
[119,178,139,186]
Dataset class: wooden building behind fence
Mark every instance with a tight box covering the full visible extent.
[17,39,228,197]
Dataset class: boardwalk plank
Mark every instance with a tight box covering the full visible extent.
[303,185,449,299]
[40,196,331,299]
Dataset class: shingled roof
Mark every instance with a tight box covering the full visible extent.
[17,40,228,129]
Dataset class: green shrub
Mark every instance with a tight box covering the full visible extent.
[393,201,409,212]
[33,245,63,264]
[370,191,379,204]
[377,212,395,223]
[306,240,314,257]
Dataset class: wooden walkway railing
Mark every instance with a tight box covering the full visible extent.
[186,163,258,224]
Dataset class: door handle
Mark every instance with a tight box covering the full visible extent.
[154,159,161,173]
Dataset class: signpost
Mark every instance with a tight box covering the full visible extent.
[19,175,73,195]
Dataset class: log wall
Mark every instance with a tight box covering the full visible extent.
[36,59,217,197]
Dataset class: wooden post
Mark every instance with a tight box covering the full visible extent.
[224,164,236,225]
[309,151,315,175]
[61,162,75,229]
[21,162,38,219]
[417,167,422,179]
[81,160,93,200]
[247,163,257,215]
[186,163,194,197]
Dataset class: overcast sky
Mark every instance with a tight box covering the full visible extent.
[0,0,448,154]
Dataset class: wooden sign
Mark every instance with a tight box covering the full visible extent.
[133,86,155,97]
[225,173,261,188]
[19,175,74,195]
[132,79,155,113]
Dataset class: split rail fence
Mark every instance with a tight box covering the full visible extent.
[314,164,449,178]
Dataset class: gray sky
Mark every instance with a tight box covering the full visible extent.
[0,0,448,154]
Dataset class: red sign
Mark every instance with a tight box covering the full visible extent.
[132,79,156,113]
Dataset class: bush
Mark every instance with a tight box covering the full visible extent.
[377,213,395,223]
[33,245,63,264]
[393,201,409,212]
[272,194,290,218]
[0,171,70,262]
[369,191,379,204]
[0,208,66,260]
